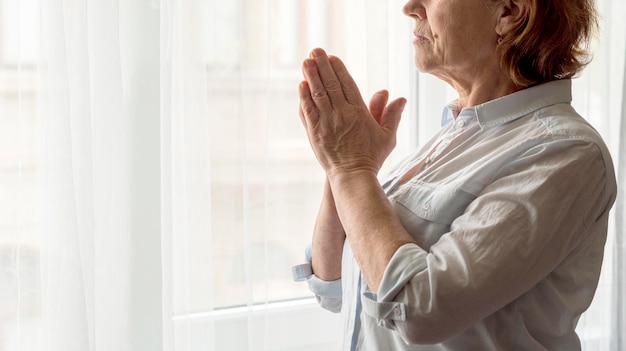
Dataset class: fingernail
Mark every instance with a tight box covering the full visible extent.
[311,48,326,57]
[304,59,316,67]
[399,99,407,110]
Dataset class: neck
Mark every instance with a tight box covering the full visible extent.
[434,63,521,111]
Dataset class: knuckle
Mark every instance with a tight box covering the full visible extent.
[311,88,328,99]
[301,103,318,116]
[342,80,358,93]
[324,80,342,92]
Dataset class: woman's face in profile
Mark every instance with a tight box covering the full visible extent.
[403,0,501,82]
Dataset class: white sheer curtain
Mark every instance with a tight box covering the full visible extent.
[37,0,163,349]
[0,0,624,350]
[1,0,161,350]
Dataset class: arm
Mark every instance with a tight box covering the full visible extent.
[310,81,403,283]
[292,178,344,312]
[311,178,345,281]
[298,48,411,292]
[327,171,415,292]
[365,140,615,344]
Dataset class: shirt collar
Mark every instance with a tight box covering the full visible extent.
[440,79,573,129]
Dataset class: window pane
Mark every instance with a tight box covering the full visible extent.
[205,0,329,308]
[193,0,416,310]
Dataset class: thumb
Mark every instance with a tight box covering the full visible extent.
[369,90,389,125]
[380,97,407,133]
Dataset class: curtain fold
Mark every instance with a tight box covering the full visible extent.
[160,0,214,349]
[37,0,133,349]
[30,0,161,350]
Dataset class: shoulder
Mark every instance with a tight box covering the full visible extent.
[534,103,603,142]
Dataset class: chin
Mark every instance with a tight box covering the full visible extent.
[413,59,433,74]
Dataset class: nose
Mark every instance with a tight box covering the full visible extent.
[402,0,426,19]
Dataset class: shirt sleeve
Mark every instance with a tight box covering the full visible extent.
[292,244,343,313]
[361,139,616,344]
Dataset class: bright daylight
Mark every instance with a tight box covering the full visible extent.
[0,0,624,350]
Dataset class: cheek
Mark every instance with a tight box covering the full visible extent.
[449,19,492,51]
[431,13,460,48]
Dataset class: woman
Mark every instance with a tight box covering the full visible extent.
[292,0,617,349]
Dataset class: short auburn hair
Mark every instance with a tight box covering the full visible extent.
[492,0,598,88]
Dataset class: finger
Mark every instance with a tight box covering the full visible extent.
[298,80,317,128]
[328,55,365,106]
[369,90,389,125]
[380,98,407,134]
[302,58,335,115]
[309,48,347,106]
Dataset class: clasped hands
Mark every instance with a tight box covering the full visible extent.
[298,48,407,180]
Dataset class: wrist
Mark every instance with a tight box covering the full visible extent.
[327,168,378,187]
[327,169,381,209]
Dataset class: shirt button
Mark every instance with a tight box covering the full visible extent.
[422,202,430,211]
[457,120,465,128]
[394,307,402,316]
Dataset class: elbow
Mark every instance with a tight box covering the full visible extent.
[378,309,467,345]
[362,290,466,344]
[394,320,459,345]
[317,295,342,313]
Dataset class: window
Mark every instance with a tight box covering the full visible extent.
[168,1,416,347]
[186,0,418,311]
[204,0,341,309]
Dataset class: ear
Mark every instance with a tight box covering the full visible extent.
[495,0,530,37]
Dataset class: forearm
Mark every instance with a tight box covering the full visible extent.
[329,170,416,293]
[311,179,346,281]
[298,48,410,290]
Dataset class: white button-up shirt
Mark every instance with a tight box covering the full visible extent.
[293,79,617,350]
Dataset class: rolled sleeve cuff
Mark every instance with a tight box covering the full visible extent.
[362,243,428,328]
[378,243,428,301]
[305,273,343,298]
[292,265,342,299]
[292,245,343,312]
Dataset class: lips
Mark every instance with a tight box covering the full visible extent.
[413,31,430,41]
[413,32,430,42]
